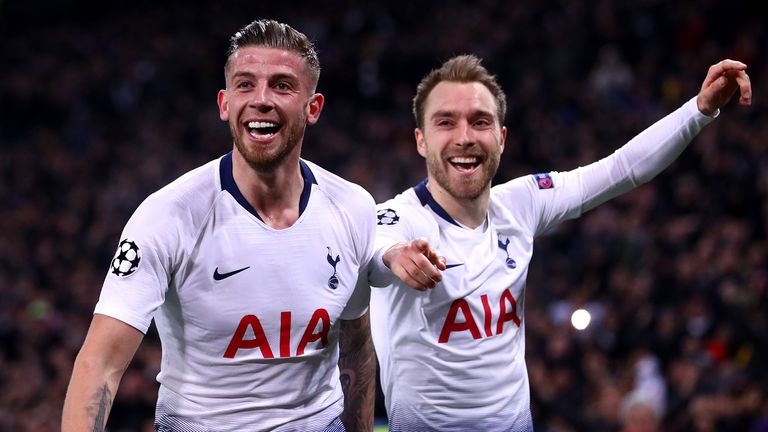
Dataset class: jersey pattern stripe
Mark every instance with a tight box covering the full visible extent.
[155,404,347,431]
[388,402,533,432]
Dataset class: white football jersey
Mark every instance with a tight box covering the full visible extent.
[369,98,713,431]
[95,152,375,431]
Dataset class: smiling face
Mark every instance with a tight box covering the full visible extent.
[416,81,506,201]
[217,46,324,172]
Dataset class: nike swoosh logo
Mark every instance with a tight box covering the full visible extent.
[213,266,250,281]
[444,263,464,269]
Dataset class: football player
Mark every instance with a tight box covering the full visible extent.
[63,19,377,432]
[366,55,751,431]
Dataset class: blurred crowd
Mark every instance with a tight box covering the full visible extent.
[1,0,766,431]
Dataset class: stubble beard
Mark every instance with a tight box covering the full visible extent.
[426,145,501,200]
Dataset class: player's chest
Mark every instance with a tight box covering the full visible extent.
[432,225,532,298]
[420,226,533,344]
[177,211,360,316]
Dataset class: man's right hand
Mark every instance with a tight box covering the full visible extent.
[382,238,446,291]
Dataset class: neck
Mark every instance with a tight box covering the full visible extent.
[231,149,304,229]
[427,178,490,229]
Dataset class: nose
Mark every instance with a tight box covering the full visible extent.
[454,121,474,147]
[250,82,275,113]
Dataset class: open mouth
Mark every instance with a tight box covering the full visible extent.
[448,156,482,173]
[246,121,282,139]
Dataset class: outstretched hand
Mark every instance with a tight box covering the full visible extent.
[697,59,752,117]
[382,238,446,291]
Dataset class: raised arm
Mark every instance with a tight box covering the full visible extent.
[338,311,376,431]
[543,59,753,220]
[62,314,144,432]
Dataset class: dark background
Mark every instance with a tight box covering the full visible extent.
[1,0,766,430]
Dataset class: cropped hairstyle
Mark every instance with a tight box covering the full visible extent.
[413,54,507,129]
[225,19,321,90]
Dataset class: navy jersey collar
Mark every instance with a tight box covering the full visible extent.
[219,151,317,221]
[413,179,460,226]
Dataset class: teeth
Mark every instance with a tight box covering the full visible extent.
[248,121,278,128]
[249,130,276,138]
[449,157,479,164]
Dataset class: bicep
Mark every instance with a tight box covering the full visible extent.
[77,314,144,375]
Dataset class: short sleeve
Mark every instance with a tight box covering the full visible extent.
[93,195,181,333]
[340,271,373,320]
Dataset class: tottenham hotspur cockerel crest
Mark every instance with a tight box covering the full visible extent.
[326,246,341,289]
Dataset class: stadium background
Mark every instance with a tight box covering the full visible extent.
[1,0,766,430]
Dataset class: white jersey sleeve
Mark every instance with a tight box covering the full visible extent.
[94,164,211,333]
[494,97,715,236]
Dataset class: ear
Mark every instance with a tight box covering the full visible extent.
[305,93,325,125]
[499,126,507,154]
[415,128,427,158]
[217,89,229,121]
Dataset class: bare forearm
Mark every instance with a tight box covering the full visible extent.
[338,313,376,432]
[61,314,143,432]
[61,355,121,431]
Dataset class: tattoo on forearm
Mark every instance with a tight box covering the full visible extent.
[87,384,113,432]
[339,313,376,432]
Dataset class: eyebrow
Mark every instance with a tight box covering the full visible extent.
[231,71,299,81]
[231,71,256,80]
[430,109,495,120]
[270,72,300,83]
[430,110,458,119]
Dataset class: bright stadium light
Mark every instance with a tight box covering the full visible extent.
[571,308,591,330]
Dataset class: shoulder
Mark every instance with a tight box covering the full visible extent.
[491,174,542,197]
[489,174,544,223]
[129,157,222,237]
[375,188,436,238]
[491,172,567,203]
[376,189,423,219]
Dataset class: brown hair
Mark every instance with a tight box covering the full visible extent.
[412,54,506,129]
[224,19,321,90]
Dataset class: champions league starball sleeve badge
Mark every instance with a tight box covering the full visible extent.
[110,238,142,277]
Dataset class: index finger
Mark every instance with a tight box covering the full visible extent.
[703,59,748,88]
[414,253,443,283]
[713,59,747,74]
[707,59,747,80]
[424,247,447,270]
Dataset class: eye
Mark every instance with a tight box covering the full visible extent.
[275,82,293,91]
[236,80,252,89]
[435,119,453,127]
[474,118,493,127]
